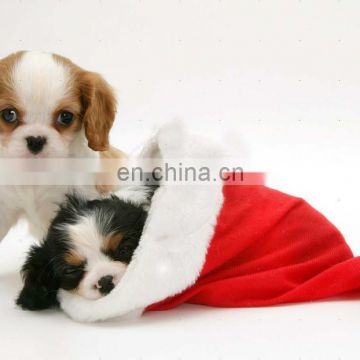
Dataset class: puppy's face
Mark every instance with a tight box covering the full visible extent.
[17,194,147,310]
[0,51,116,158]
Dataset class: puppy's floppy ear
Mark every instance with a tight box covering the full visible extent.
[79,71,117,151]
[16,244,59,311]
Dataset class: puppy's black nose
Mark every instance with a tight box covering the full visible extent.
[98,275,114,295]
[26,136,47,154]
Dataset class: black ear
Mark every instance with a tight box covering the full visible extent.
[16,244,60,311]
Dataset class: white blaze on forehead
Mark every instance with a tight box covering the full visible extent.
[12,51,70,124]
[66,215,103,254]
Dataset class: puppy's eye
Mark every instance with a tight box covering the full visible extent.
[1,108,18,123]
[57,111,74,127]
[63,266,81,276]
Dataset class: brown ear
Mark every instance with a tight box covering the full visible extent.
[79,72,117,151]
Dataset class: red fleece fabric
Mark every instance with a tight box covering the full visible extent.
[147,185,360,311]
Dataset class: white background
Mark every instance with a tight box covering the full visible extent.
[1,1,360,359]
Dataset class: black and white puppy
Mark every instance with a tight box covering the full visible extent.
[16,186,156,311]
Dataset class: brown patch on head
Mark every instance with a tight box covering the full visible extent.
[52,54,117,151]
[0,52,25,136]
[65,250,85,266]
[0,52,24,96]
[103,232,124,252]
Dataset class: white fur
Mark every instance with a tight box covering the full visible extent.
[13,52,70,126]
[116,185,155,209]
[59,121,225,322]
[0,51,99,241]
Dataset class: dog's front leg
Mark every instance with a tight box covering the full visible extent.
[0,204,19,242]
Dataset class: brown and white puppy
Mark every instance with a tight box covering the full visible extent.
[0,51,125,242]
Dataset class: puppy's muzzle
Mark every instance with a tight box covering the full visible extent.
[25,136,47,154]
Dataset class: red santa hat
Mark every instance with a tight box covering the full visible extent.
[59,121,360,322]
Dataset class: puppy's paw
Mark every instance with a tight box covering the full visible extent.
[17,284,59,311]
